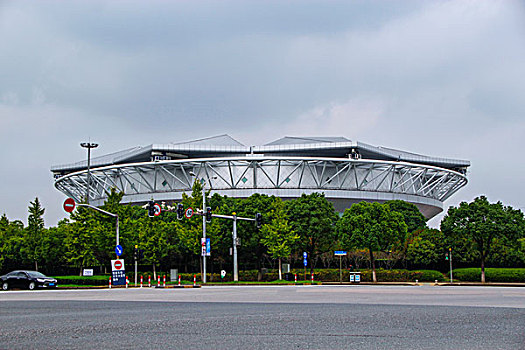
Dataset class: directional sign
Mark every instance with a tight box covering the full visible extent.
[303,252,307,259]
[334,251,347,256]
[185,207,194,219]
[63,198,76,213]
[115,245,123,257]
[153,203,162,216]
[303,259,308,267]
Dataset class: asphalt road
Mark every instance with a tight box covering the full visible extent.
[1,285,524,349]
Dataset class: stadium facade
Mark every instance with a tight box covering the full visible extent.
[51,135,470,219]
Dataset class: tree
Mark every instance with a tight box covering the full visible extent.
[386,200,426,233]
[286,193,339,274]
[405,228,445,267]
[441,196,525,283]
[25,198,45,271]
[260,199,298,280]
[338,202,407,282]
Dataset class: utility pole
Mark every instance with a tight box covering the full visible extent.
[80,142,98,204]
[233,213,238,282]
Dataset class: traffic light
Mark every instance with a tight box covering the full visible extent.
[206,207,212,222]
[148,200,155,217]
[177,203,184,220]
[133,245,138,260]
[255,213,262,228]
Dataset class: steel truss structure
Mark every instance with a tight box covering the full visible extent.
[55,156,467,218]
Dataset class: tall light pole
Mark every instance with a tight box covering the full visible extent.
[80,142,98,204]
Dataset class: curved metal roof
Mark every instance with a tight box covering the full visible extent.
[51,134,470,173]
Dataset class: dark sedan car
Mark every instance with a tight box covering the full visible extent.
[0,270,57,291]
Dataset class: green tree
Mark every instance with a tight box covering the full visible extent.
[25,198,45,271]
[441,196,525,282]
[65,207,100,275]
[260,199,298,280]
[386,200,427,233]
[286,193,339,274]
[338,202,407,282]
[405,228,445,267]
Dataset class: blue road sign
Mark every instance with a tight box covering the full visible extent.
[303,258,307,267]
[115,245,123,256]
[206,238,211,256]
[334,251,347,256]
[303,252,307,259]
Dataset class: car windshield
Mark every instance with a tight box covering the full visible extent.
[26,271,47,278]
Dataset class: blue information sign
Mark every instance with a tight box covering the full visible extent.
[334,251,347,256]
[303,258,307,266]
[206,238,211,256]
[115,245,123,257]
[303,252,307,259]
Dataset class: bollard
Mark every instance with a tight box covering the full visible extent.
[415,279,419,285]
[193,274,196,287]
[435,279,438,286]
[157,275,160,287]
[294,274,297,283]
[126,276,129,288]
[163,275,166,288]
[311,273,314,283]
[178,275,181,286]
[109,276,112,289]
[140,275,143,288]
[148,275,151,288]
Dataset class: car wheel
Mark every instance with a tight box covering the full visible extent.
[2,282,8,291]
[28,282,36,290]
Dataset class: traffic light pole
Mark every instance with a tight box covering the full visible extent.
[449,248,453,283]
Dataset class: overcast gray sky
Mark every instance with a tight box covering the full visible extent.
[1,0,524,227]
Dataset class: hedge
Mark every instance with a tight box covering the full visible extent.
[53,268,446,285]
[452,268,525,282]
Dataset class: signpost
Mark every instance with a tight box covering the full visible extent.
[334,251,347,283]
[153,203,161,216]
[111,259,126,286]
[115,245,123,257]
[63,198,76,213]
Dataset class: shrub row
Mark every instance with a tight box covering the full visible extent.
[54,269,448,284]
[452,268,525,282]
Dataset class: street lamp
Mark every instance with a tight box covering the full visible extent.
[189,171,217,283]
[80,142,98,204]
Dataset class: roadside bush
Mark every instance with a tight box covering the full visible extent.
[453,268,525,282]
[53,275,110,286]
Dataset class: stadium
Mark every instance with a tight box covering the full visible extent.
[51,135,470,219]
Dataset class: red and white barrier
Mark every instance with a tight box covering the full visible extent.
[126,276,129,288]
[163,275,166,288]
[140,275,143,288]
[311,273,314,283]
[148,275,151,288]
[109,276,112,289]
[178,275,181,286]
[193,274,196,286]
[157,276,160,287]
[294,274,297,283]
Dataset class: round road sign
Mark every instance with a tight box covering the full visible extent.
[153,203,162,216]
[114,260,123,270]
[185,207,194,219]
[63,198,76,213]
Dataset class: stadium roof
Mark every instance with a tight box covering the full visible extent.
[51,134,470,173]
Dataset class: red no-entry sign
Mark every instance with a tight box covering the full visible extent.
[114,260,123,270]
[63,198,76,213]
